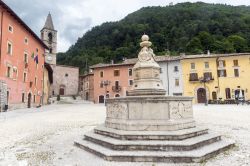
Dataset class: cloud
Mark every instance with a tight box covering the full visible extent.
[2,0,250,52]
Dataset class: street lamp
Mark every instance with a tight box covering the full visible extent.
[101,80,111,105]
[199,77,210,106]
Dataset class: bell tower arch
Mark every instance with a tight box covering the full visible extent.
[41,13,57,65]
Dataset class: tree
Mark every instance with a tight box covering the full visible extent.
[228,35,248,53]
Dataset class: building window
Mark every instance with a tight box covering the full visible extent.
[114,70,120,77]
[205,62,209,69]
[22,93,25,103]
[12,67,18,80]
[189,73,198,81]
[175,79,180,87]
[24,37,28,44]
[8,25,13,33]
[100,82,104,88]
[24,53,28,63]
[218,60,226,68]
[174,66,179,72]
[7,66,11,78]
[225,88,231,99]
[23,72,27,82]
[217,70,227,77]
[233,60,238,66]
[115,81,119,87]
[129,80,133,86]
[128,68,133,76]
[115,94,120,98]
[65,73,68,77]
[191,63,195,70]
[48,32,53,43]
[234,69,239,77]
[100,71,104,78]
[7,42,12,55]
[35,77,37,86]
[204,72,213,80]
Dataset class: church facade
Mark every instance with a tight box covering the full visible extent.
[41,13,79,98]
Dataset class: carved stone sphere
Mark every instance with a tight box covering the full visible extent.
[141,34,149,42]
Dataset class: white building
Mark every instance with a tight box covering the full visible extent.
[158,56,183,96]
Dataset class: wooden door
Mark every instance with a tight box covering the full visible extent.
[28,93,31,108]
[59,88,65,95]
[197,88,206,103]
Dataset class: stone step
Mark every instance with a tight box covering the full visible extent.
[74,138,234,163]
[94,125,208,140]
[84,131,221,151]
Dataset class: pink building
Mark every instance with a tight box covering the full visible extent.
[91,62,134,103]
[0,1,48,109]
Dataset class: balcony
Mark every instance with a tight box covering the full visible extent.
[189,78,199,82]
[112,86,122,93]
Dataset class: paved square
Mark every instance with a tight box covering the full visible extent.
[0,104,249,165]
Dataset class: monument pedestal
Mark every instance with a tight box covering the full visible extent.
[75,35,234,163]
[105,96,195,131]
[75,96,234,163]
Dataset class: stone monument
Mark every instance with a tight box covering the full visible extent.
[75,35,234,163]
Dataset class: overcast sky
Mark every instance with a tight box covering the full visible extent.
[3,0,250,52]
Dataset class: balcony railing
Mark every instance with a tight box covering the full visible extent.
[189,78,199,82]
[112,86,122,92]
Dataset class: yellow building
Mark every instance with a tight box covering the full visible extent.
[181,53,250,103]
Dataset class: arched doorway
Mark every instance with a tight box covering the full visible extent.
[212,91,217,100]
[59,85,65,96]
[28,93,32,108]
[85,92,89,100]
[99,95,104,103]
[197,88,206,103]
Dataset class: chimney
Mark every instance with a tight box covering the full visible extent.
[111,60,114,64]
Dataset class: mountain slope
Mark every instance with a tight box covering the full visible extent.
[57,2,250,73]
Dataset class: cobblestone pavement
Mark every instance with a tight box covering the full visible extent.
[0,103,249,166]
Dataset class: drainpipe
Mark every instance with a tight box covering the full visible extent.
[0,11,4,65]
[167,60,170,95]
[216,57,220,100]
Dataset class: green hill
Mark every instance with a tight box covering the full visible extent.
[57,2,250,73]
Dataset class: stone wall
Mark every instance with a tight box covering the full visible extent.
[0,80,7,111]
[51,65,79,96]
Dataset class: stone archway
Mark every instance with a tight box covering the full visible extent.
[197,88,206,103]
[194,86,209,103]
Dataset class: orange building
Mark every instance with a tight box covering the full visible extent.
[0,1,48,109]
[91,62,134,103]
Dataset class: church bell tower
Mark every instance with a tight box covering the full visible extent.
[41,13,57,65]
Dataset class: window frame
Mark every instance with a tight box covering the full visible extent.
[234,68,239,77]
[8,24,13,33]
[191,63,195,70]
[128,68,133,76]
[114,69,120,77]
[7,41,13,55]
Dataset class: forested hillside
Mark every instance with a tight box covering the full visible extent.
[57,2,250,73]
